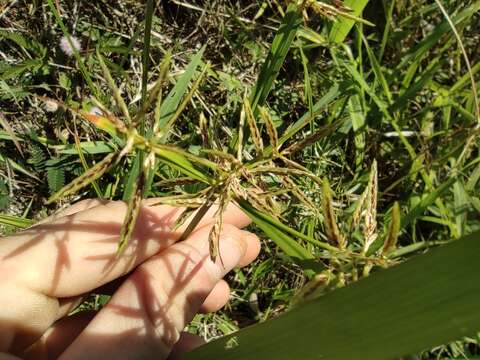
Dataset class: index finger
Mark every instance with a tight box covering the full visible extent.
[0,199,250,298]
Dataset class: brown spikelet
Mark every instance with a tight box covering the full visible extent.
[173,207,199,231]
[243,98,263,155]
[209,219,222,264]
[36,95,127,135]
[283,120,343,156]
[154,177,201,188]
[136,52,171,127]
[350,188,367,233]
[81,111,128,135]
[199,112,210,148]
[259,106,278,152]
[246,190,278,218]
[201,149,239,165]
[179,191,216,242]
[237,103,245,161]
[363,160,378,253]
[97,50,132,124]
[322,178,346,249]
[148,195,205,208]
[291,272,332,306]
[118,171,145,255]
[47,151,119,204]
[282,176,317,214]
[382,202,401,255]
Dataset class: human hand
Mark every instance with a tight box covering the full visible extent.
[0,199,260,359]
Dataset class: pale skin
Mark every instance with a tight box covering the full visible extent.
[0,199,261,359]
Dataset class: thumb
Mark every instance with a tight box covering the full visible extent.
[59,223,255,359]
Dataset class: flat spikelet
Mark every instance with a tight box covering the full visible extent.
[363,160,378,253]
[243,97,263,156]
[259,106,278,152]
[47,151,119,204]
[209,195,227,265]
[118,171,145,255]
[322,178,346,249]
[382,202,401,255]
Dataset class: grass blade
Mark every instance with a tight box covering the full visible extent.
[188,230,480,359]
[156,45,206,136]
[328,0,372,44]
[249,3,302,111]
[0,214,35,229]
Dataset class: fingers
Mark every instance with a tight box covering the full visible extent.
[168,332,205,359]
[199,280,230,313]
[59,224,257,359]
[1,200,250,298]
[238,231,261,267]
[23,311,96,360]
[35,199,109,225]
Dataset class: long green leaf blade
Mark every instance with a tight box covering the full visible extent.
[189,230,480,359]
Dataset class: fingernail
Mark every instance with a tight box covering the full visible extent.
[207,227,247,277]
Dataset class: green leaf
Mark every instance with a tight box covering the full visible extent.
[189,231,480,359]
[153,147,211,184]
[0,214,34,229]
[0,29,46,57]
[399,2,480,69]
[401,176,457,230]
[156,45,206,135]
[249,4,302,111]
[238,200,336,261]
[47,165,66,194]
[329,0,372,44]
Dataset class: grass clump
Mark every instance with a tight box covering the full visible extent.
[1,0,480,358]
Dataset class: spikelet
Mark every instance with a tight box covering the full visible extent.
[237,103,245,161]
[363,160,378,254]
[283,120,342,156]
[118,170,145,255]
[208,194,228,265]
[350,187,367,233]
[173,207,198,231]
[178,191,216,242]
[282,176,317,214]
[243,98,263,155]
[322,178,346,249]
[97,49,132,124]
[382,202,401,255]
[199,112,210,148]
[47,151,119,204]
[259,106,278,152]
[154,177,200,188]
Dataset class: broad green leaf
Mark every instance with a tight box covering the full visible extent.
[189,231,480,359]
